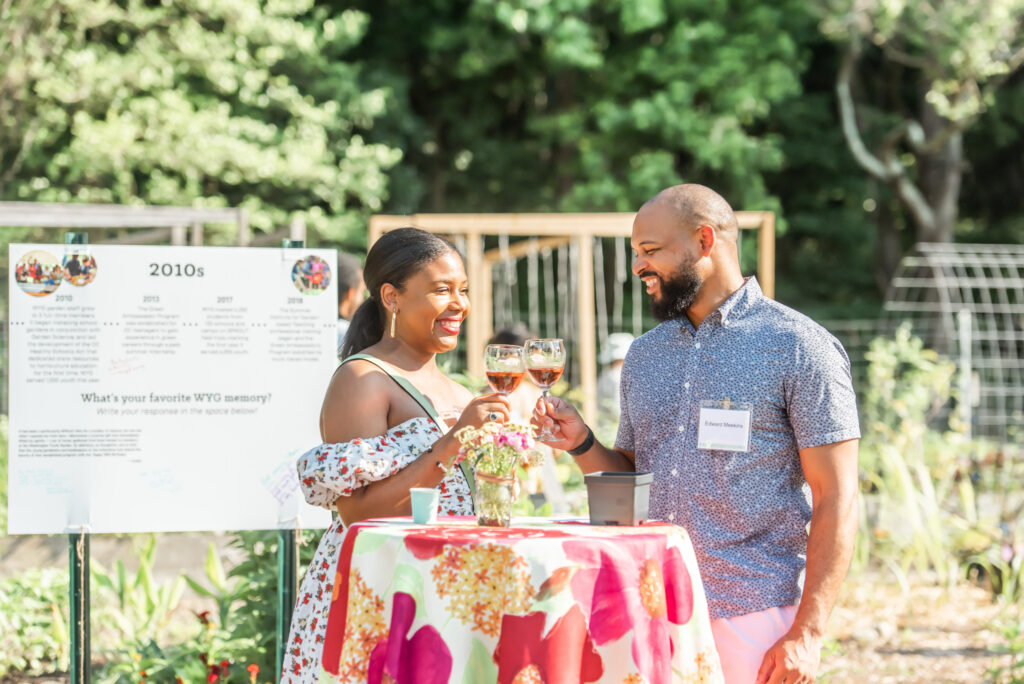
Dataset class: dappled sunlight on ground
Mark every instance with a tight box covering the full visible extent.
[823,572,1018,683]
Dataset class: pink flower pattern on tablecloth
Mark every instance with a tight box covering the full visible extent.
[282,418,472,683]
[562,533,694,684]
[367,592,452,684]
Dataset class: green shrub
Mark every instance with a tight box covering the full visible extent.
[207,529,320,681]
[93,529,319,683]
[856,324,1019,593]
[0,568,69,677]
[992,616,1024,683]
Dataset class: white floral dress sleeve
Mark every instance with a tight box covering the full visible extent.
[295,419,440,508]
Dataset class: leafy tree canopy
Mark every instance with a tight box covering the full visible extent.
[0,0,400,245]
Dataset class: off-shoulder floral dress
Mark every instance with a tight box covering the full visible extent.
[281,417,474,682]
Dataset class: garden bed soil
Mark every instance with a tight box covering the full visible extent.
[823,573,1017,682]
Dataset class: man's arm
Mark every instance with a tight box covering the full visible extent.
[532,395,635,473]
[758,438,859,684]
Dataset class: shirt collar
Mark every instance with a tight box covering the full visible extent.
[713,276,762,326]
[673,275,762,334]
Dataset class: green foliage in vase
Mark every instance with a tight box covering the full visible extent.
[455,422,543,477]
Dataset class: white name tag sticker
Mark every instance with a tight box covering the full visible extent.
[696,400,753,452]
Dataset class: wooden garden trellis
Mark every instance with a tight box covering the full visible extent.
[369,211,776,425]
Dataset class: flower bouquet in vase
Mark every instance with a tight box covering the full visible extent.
[453,421,544,527]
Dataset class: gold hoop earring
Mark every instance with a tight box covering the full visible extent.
[390,310,397,338]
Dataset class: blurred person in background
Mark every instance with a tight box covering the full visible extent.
[596,331,635,420]
[335,251,365,358]
[489,323,543,422]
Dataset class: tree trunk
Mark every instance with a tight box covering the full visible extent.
[552,72,576,203]
[874,197,904,296]
[430,120,447,212]
[917,98,963,243]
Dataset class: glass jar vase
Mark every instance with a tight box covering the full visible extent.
[474,471,515,527]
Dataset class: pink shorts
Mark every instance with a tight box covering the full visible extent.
[710,605,798,684]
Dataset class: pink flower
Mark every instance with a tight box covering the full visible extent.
[562,535,694,684]
[367,592,452,684]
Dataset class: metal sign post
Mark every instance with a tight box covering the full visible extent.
[69,530,90,684]
[276,238,304,681]
[65,232,91,684]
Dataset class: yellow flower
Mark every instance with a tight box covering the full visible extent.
[431,543,534,637]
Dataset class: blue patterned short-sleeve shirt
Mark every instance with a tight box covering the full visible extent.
[616,276,860,620]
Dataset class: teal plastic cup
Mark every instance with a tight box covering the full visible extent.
[410,487,439,524]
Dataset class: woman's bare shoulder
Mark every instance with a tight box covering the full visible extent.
[326,359,393,401]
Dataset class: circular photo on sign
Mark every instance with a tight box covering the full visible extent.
[63,252,98,287]
[14,250,63,296]
[291,255,332,295]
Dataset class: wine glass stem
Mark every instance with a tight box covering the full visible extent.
[538,388,554,439]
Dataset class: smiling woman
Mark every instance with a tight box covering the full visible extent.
[282,228,513,683]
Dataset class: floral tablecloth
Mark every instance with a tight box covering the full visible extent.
[320,516,723,684]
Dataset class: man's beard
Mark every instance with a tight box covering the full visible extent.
[645,261,702,322]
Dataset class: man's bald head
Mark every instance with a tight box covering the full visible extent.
[641,184,739,243]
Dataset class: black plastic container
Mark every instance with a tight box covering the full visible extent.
[584,471,653,526]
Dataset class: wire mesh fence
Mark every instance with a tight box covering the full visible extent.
[882,243,1024,447]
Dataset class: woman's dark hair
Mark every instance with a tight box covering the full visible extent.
[341,227,458,358]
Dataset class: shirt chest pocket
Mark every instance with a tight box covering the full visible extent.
[742,397,789,435]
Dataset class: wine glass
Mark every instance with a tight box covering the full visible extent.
[484,344,525,396]
[525,338,566,440]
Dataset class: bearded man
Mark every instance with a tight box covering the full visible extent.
[534,184,860,684]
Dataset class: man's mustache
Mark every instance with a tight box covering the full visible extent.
[638,271,658,281]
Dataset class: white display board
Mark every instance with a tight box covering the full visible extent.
[7,243,337,534]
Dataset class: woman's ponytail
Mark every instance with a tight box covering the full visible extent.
[341,297,384,359]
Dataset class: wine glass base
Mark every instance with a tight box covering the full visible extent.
[536,429,557,442]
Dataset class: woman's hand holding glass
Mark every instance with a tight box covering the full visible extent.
[450,392,511,433]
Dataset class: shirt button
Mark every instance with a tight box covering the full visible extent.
[677,425,685,432]
[694,342,701,349]
[684,382,690,389]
